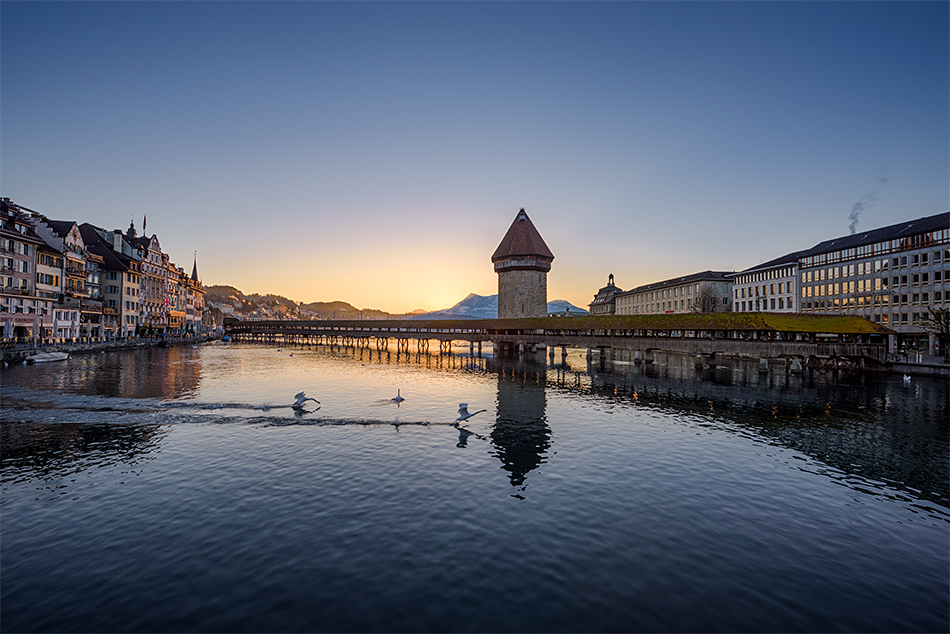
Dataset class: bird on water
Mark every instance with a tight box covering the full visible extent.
[455,403,486,424]
[392,389,405,403]
[292,392,321,410]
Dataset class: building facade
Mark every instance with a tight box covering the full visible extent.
[492,209,554,319]
[795,212,949,352]
[731,251,802,314]
[1,201,52,339]
[615,271,733,315]
[589,274,623,315]
[1,197,204,343]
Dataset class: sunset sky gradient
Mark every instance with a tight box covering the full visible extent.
[2,1,947,313]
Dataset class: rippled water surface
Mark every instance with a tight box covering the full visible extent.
[2,341,948,632]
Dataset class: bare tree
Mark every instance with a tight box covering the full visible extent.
[922,305,950,362]
[692,285,721,313]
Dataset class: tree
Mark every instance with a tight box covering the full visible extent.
[692,285,721,313]
[921,305,950,362]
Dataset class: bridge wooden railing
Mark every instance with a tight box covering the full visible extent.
[224,314,892,363]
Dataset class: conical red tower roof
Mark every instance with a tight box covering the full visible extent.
[491,209,554,263]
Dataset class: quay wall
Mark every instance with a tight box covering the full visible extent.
[1,336,214,367]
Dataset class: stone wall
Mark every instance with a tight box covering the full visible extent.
[497,269,547,319]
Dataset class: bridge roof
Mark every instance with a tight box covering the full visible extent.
[230,312,893,335]
[543,313,893,334]
[484,313,893,334]
[491,209,554,263]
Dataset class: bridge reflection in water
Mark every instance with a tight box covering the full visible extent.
[217,334,945,506]
[3,338,944,511]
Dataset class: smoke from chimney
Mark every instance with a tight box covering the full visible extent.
[848,169,889,234]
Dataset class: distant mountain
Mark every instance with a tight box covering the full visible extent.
[206,285,588,320]
[416,293,588,319]
[547,299,589,316]
[298,300,390,320]
[423,293,499,319]
[205,285,393,320]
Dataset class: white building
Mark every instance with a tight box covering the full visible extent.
[732,251,803,313]
[796,212,949,353]
[615,271,733,315]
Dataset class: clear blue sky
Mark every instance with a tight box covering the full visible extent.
[2,1,947,313]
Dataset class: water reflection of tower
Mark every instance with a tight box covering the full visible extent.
[489,360,552,489]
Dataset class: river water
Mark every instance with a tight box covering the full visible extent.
[1,341,947,633]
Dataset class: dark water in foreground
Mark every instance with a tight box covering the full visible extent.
[1,342,948,633]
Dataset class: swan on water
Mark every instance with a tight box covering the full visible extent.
[455,403,486,423]
[293,391,321,410]
[392,389,405,403]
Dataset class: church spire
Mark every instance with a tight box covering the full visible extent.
[191,252,199,281]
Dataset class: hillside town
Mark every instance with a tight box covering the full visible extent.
[1,198,213,342]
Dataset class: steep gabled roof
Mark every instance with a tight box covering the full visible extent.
[491,209,554,262]
[45,219,77,239]
[79,223,129,272]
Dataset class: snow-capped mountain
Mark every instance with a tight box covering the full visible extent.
[417,294,588,319]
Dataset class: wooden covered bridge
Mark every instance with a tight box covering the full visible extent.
[224,313,892,371]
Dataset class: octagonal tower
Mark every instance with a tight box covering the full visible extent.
[492,209,554,319]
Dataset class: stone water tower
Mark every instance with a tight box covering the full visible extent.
[492,209,554,319]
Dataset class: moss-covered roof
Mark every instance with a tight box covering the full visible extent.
[230,312,893,335]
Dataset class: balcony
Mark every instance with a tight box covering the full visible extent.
[1,287,31,296]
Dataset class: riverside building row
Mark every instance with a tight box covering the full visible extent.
[590,211,949,353]
[1,197,207,341]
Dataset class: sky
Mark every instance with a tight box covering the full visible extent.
[2,1,947,314]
